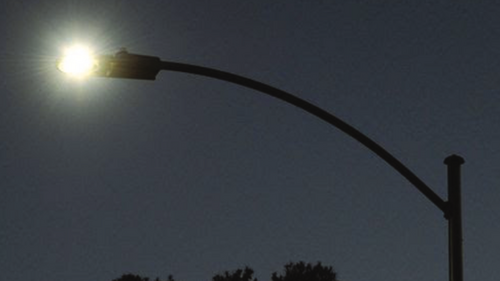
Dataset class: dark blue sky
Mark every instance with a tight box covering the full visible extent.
[1,1,499,281]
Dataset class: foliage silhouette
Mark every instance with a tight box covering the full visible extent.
[112,274,151,281]
[272,262,337,281]
[212,267,257,281]
[112,261,337,281]
[112,273,174,281]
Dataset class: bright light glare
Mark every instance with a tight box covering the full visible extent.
[57,46,96,77]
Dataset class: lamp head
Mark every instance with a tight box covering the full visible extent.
[57,47,161,80]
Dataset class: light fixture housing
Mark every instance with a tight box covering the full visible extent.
[92,50,162,80]
[57,48,162,80]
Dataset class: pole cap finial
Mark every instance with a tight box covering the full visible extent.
[444,154,465,165]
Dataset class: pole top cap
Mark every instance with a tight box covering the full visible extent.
[444,154,465,165]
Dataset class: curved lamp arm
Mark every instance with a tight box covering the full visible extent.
[159,60,448,214]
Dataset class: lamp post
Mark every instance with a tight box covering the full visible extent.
[58,49,465,281]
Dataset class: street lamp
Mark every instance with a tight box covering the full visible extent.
[57,49,465,281]
[58,48,161,80]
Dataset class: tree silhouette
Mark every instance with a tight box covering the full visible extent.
[112,261,337,281]
[112,274,151,281]
[212,267,257,281]
[272,262,337,281]
[112,273,175,281]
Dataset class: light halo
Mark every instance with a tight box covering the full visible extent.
[57,45,97,77]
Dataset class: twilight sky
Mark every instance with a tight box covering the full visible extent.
[1,1,499,281]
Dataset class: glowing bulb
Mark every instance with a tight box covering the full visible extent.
[57,45,96,77]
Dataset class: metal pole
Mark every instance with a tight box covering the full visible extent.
[444,155,465,281]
